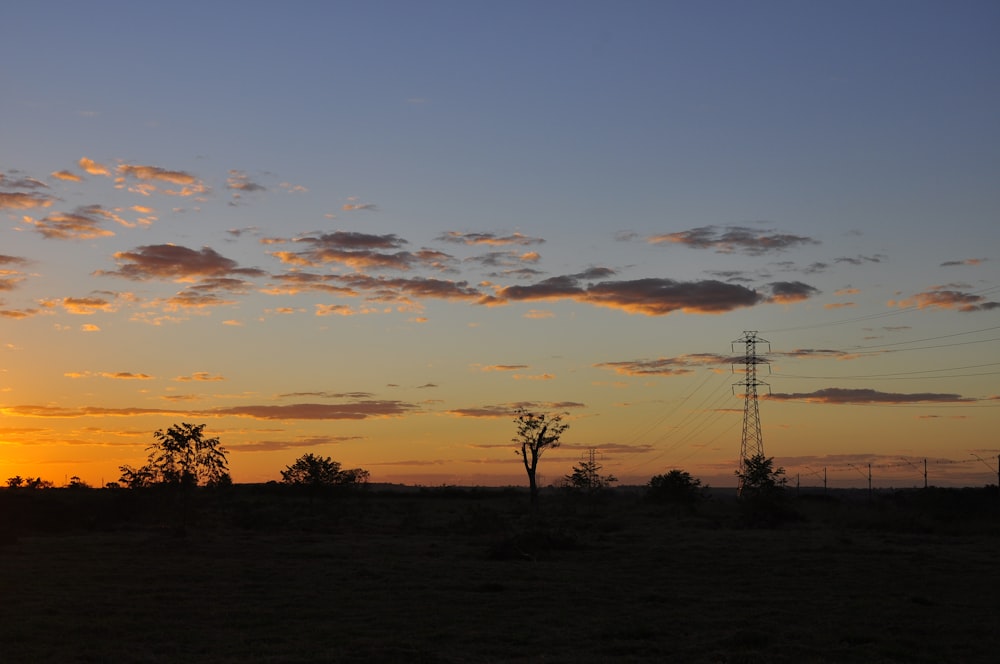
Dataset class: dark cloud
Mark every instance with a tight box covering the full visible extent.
[448,401,585,418]
[226,170,266,192]
[229,435,363,452]
[209,401,417,420]
[940,258,987,267]
[649,225,819,255]
[29,205,119,240]
[0,173,49,189]
[270,231,422,270]
[498,276,763,315]
[97,244,266,281]
[835,254,886,265]
[767,388,974,404]
[768,281,820,304]
[277,391,375,399]
[438,231,545,246]
[889,288,1000,313]
[118,164,200,186]
[595,354,726,376]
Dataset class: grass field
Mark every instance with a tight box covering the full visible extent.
[1,486,998,662]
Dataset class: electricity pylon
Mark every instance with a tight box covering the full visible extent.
[733,331,769,495]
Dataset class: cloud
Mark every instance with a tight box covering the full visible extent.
[64,371,153,380]
[1,174,48,189]
[78,157,110,176]
[479,364,529,372]
[447,401,585,418]
[595,353,731,376]
[28,205,121,240]
[96,244,267,282]
[51,170,82,182]
[888,287,1000,313]
[940,258,987,267]
[209,401,417,420]
[2,399,418,420]
[648,225,819,255]
[497,276,763,316]
[835,254,886,265]
[174,372,225,382]
[767,388,975,404]
[0,191,54,210]
[438,231,545,246]
[61,296,116,314]
[768,281,820,304]
[228,435,363,452]
[270,231,420,271]
[226,170,266,192]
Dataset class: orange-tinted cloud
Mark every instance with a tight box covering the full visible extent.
[767,388,974,404]
[595,353,730,376]
[62,296,116,314]
[649,225,818,255]
[78,157,110,176]
[497,276,763,316]
[270,231,421,271]
[768,281,820,304]
[0,191,53,210]
[51,170,82,182]
[97,244,267,282]
[64,371,153,380]
[889,288,1000,312]
[229,435,363,452]
[174,372,225,382]
[940,258,987,267]
[226,170,266,192]
[479,364,529,372]
[209,401,417,420]
[447,401,585,418]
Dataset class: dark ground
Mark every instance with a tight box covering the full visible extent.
[1,485,998,663]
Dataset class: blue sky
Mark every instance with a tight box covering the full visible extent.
[2,1,999,488]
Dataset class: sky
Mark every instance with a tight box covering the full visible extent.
[2,1,999,490]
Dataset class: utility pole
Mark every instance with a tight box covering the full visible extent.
[733,331,769,496]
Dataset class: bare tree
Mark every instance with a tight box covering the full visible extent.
[513,408,569,507]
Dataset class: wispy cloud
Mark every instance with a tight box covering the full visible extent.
[648,225,819,255]
[438,231,545,246]
[940,257,987,267]
[888,287,999,312]
[767,388,975,404]
[0,191,54,210]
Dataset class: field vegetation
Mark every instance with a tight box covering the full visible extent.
[1,482,998,663]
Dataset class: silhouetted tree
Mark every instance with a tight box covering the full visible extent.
[280,453,368,486]
[513,408,569,507]
[67,475,90,489]
[564,454,616,492]
[118,423,230,488]
[647,469,706,505]
[6,476,24,488]
[736,454,787,501]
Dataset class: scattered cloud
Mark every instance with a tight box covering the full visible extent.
[438,231,545,246]
[174,372,225,382]
[596,353,730,376]
[497,276,763,315]
[888,287,1000,313]
[835,254,886,265]
[768,281,820,304]
[209,401,417,420]
[78,157,110,176]
[64,371,153,380]
[767,388,975,404]
[648,225,819,255]
[96,244,267,282]
[940,258,987,267]
[229,435,363,452]
[0,191,54,210]
[51,170,82,182]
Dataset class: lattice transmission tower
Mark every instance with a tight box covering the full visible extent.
[732,331,770,495]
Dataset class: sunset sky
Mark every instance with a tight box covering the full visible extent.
[2,1,999,490]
